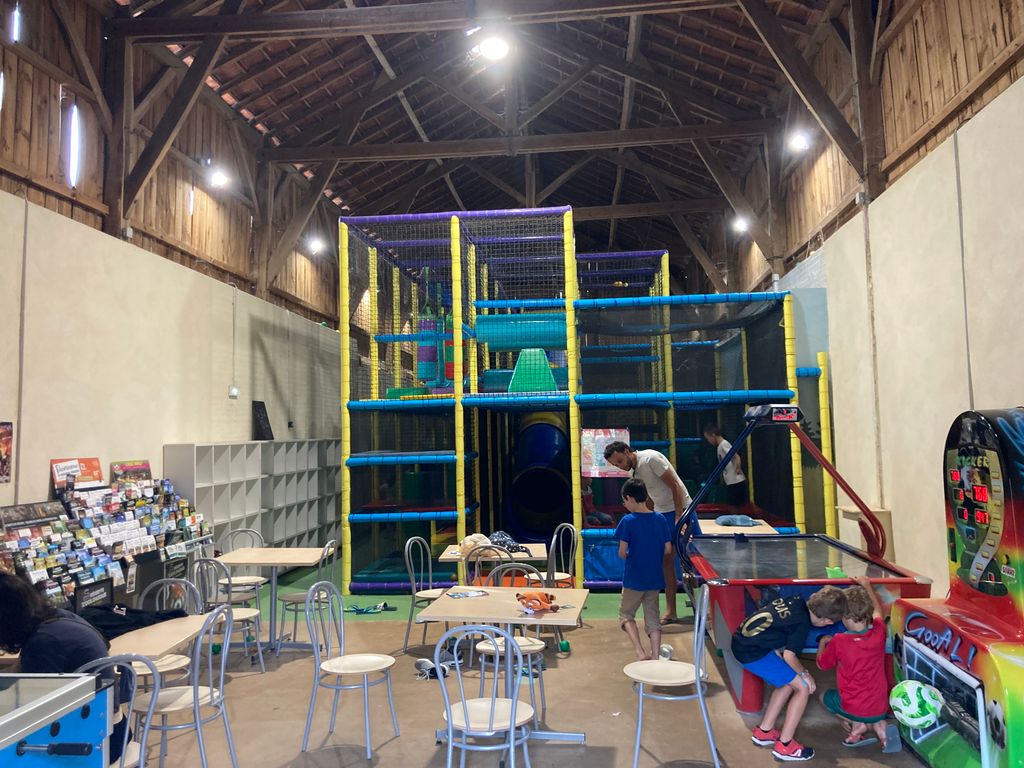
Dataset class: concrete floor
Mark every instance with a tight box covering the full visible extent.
[150,618,923,767]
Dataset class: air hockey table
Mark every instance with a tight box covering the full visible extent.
[689,532,932,714]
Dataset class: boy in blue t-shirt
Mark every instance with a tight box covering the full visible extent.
[614,478,673,660]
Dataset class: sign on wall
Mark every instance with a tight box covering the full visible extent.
[0,422,11,484]
[581,428,631,478]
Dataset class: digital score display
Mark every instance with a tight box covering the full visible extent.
[949,469,961,483]
[953,488,965,502]
[975,510,990,525]
[957,507,991,525]
[972,485,990,504]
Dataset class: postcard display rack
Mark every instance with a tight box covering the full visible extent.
[163,440,342,551]
[0,479,210,608]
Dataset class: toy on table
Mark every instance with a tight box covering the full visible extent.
[516,591,560,614]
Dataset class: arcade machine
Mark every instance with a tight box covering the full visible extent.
[890,408,1024,768]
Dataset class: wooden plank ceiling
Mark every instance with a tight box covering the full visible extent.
[112,0,839,274]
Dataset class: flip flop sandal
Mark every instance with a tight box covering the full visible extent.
[843,734,878,748]
[660,616,681,626]
[882,723,903,753]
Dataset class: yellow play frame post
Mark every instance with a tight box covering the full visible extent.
[660,252,677,467]
[339,223,353,595]
[368,248,381,559]
[562,211,585,587]
[783,294,806,532]
[468,244,481,534]
[818,351,838,538]
[392,265,402,504]
[450,216,467,585]
[481,263,494,533]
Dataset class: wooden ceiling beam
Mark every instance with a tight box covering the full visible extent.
[517,60,595,129]
[536,154,595,203]
[640,160,727,292]
[134,66,178,121]
[50,0,113,134]
[737,0,863,173]
[595,148,719,199]
[263,120,777,163]
[360,159,469,213]
[525,29,757,121]
[111,1,730,42]
[608,15,642,248]
[426,74,505,130]
[282,33,467,146]
[465,160,528,206]
[574,198,729,221]
[123,0,248,214]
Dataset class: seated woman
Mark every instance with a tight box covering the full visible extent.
[0,573,128,763]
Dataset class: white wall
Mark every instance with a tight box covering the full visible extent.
[823,76,1024,589]
[0,190,340,504]
[0,195,26,507]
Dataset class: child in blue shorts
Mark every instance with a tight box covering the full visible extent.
[731,586,847,762]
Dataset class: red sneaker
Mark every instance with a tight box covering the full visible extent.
[772,739,815,761]
[751,727,780,746]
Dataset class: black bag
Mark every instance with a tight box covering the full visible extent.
[488,531,530,555]
[80,604,187,642]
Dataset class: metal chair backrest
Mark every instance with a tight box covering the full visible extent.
[137,578,202,614]
[76,654,160,768]
[435,625,525,735]
[191,557,233,611]
[691,585,711,681]
[315,539,338,585]
[193,605,233,708]
[547,522,578,585]
[465,544,512,583]
[224,527,264,550]
[486,562,543,588]
[404,536,434,594]
[305,580,346,666]
[674,513,698,575]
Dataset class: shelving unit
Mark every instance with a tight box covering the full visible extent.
[164,439,341,551]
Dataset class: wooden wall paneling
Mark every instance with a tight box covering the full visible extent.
[13,57,32,171]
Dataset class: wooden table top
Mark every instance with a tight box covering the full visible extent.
[697,518,778,536]
[109,614,212,659]
[416,586,587,627]
[438,542,547,563]
[217,546,327,568]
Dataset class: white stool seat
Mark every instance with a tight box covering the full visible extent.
[133,685,218,714]
[320,653,396,676]
[216,591,258,605]
[624,659,698,687]
[132,654,189,677]
[475,636,546,655]
[219,576,266,587]
[120,740,142,768]
[526,571,572,584]
[227,606,262,622]
[444,698,535,732]
[415,587,446,599]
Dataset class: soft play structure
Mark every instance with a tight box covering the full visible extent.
[335,205,838,594]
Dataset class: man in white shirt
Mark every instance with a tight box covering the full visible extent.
[604,440,693,624]
[703,423,748,512]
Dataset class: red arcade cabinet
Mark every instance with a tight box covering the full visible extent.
[890,408,1024,768]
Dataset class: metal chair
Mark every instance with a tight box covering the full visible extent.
[191,558,266,673]
[435,624,533,768]
[300,580,399,759]
[527,522,578,588]
[220,528,268,604]
[464,543,512,585]
[76,654,160,768]
[132,605,239,768]
[276,539,336,656]
[403,536,447,652]
[623,585,720,768]
[133,579,203,689]
[479,563,547,724]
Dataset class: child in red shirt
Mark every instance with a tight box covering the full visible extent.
[816,575,901,752]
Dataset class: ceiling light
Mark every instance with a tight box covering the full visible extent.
[308,237,325,255]
[208,168,229,188]
[465,26,482,36]
[731,216,750,234]
[787,129,811,153]
[477,35,510,61]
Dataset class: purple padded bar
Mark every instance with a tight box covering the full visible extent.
[350,580,457,593]
[340,206,571,225]
[577,250,666,261]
